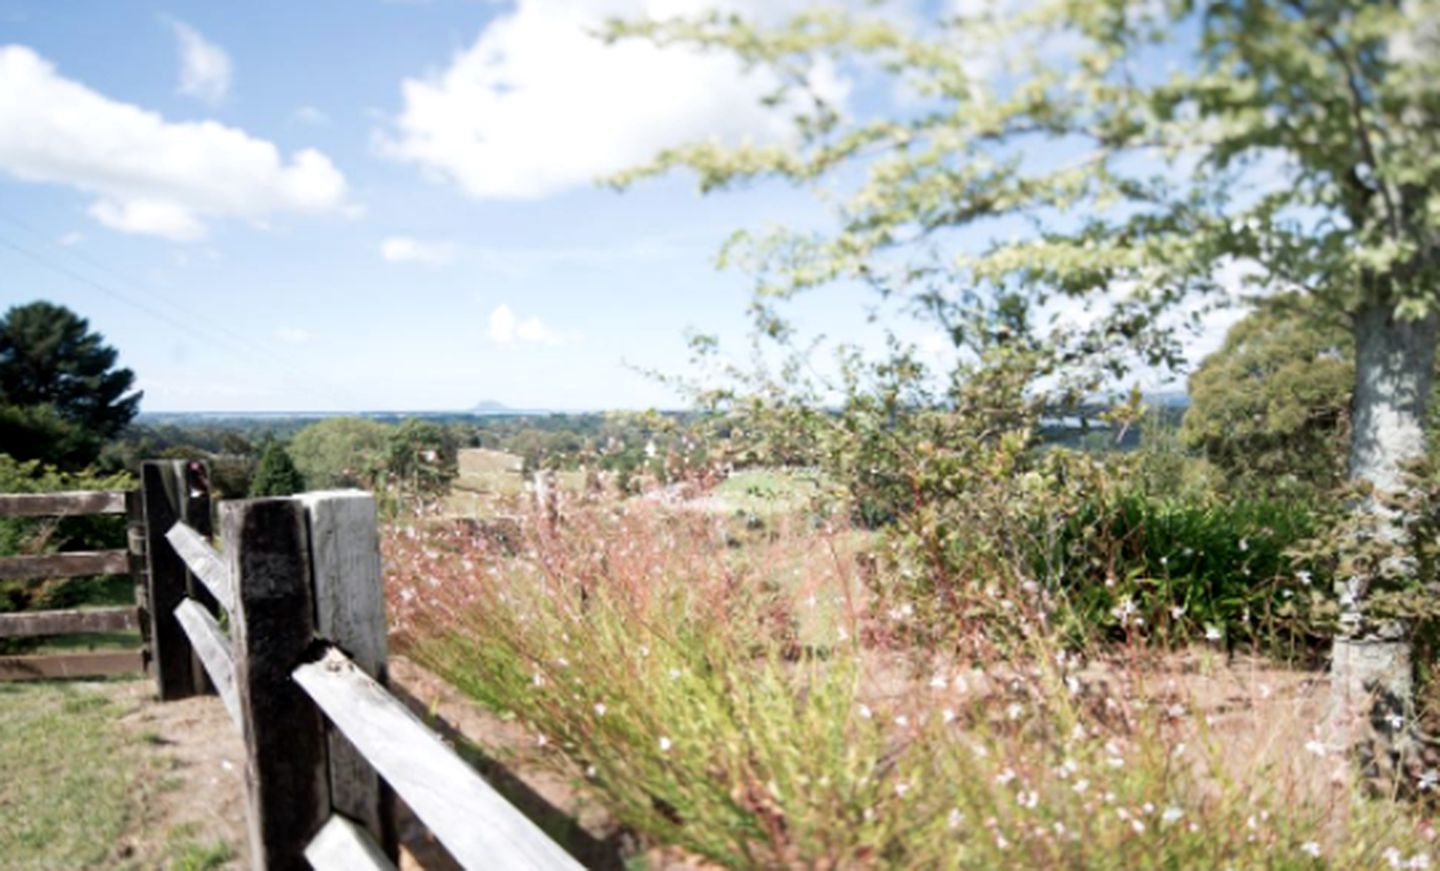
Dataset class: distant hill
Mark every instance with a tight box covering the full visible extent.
[470,400,512,414]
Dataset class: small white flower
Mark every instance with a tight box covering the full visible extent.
[1420,769,1439,792]
[1162,806,1183,825]
[1305,740,1327,757]
[1297,570,1313,586]
[894,715,910,728]
[1385,712,1406,731]
[1007,703,1024,721]
[1301,841,1321,858]
[858,704,873,720]
[996,768,1017,786]
[658,736,672,753]
[536,733,548,747]
[942,708,956,724]
[1072,779,1090,794]
[1205,625,1223,642]
[894,781,909,798]
[593,703,606,717]
[1017,790,1038,809]
[930,674,948,690]
[947,808,964,830]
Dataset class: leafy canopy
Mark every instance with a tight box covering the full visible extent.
[609,0,1440,388]
[1180,298,1355,494]
[0,302,140,450]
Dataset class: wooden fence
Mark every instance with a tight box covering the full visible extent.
[0,460,217,687]
[155,487,581,871]
[3,462,577,868]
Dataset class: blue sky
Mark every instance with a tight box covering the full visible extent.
[0,0,1235,412]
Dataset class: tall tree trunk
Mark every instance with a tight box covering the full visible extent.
[1329,301,1440,739]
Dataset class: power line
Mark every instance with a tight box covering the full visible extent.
[0,224,361,408]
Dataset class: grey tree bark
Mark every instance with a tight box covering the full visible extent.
[1329,301,1440,740]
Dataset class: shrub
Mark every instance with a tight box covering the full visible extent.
[387,504,1435,868]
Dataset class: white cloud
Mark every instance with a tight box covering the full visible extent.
[380,235,456,266]
[0,45,350,241]
[489,304,570,346]
[274,326,312,345]
[169,19,232,106]
[379,0,851,199]
[291,105,330,126]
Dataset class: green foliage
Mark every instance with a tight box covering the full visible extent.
[248,441,305,497]
[0,301,140,467]
[289,416,390,489]
[1181,300,1356,495]
[0,401,103,469]
[385,419,458,501]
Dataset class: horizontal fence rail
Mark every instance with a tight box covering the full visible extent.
[295,648,583,871]
[0,485,149,683]
[0,605,138,639]
[0,550,129,580]
[0,650,144,680]
[0,490,127,517]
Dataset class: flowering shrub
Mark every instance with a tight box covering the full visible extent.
[387,503,1436,868]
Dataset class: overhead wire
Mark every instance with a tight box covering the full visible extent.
[0,212,363,409]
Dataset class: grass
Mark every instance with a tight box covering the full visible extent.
[708,467,830,516]
[0,681,140,868]
[388,501,1440,869]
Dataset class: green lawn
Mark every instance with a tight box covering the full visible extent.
[0,681,140,868]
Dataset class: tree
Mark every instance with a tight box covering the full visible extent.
[1181,299,1355,495]
[249,441,305,497]
[0,302,141,453]
[385,419,457,502]
[289,417,390,490]
[0,401,103,469]
[609,1,1440,727]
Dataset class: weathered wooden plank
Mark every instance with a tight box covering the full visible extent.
[0,490,127,518]
[294,649,583,871]
[0,550,129,580]
[0,606,138,639]
[304,814,397,871]
[226,497,330,871]
[164,522,234,614]
[141,460,212,700]
[0,650,144,680]
[126,490,151,677]
[302,490,396,860]
[173,598,239,729]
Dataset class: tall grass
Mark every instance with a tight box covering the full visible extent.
[387,504,1434,869]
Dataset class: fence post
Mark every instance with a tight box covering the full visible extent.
[301,491,397,861]
[141,459,213,699]
[225,497,330,871]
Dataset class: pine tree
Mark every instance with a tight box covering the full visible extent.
[249,441,305,497]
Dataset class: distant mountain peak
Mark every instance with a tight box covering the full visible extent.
[470,400,511,413]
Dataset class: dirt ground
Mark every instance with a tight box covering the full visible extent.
[97,657,664,870]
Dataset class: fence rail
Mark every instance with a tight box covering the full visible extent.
[0,484,146,682]
[0,490,127,517]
